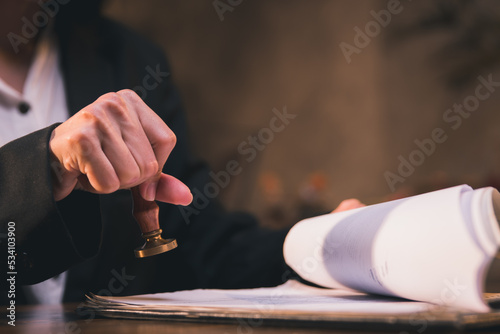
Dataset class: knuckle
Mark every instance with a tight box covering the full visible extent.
[61,156,76,171]
[100,93,127,114]
[143,160,159,178]
[170,132,177,146]
[79,108,100,125]
[69,130,97,156]
[158,129,177,148]
[100,91,123,104]
[117,89,140,101]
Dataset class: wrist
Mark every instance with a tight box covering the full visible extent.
[49,130,78,201]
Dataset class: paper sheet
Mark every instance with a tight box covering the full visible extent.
[284,185,500,312]
[93,280,432,314]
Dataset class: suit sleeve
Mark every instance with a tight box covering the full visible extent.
[0,125,102,288]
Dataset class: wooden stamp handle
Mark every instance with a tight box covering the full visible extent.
[131,187,159,234]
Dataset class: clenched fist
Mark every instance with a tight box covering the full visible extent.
[49,89,192,205]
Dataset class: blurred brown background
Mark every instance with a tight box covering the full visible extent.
[103,0,500,229]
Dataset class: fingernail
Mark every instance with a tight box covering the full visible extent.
[145,181,157,201]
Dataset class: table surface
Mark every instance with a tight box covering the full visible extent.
[3,303,500,334]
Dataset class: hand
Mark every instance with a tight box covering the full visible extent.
[331,198,365,213]
[49,89,193,205]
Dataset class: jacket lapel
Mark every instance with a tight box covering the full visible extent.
[56,20,115,116]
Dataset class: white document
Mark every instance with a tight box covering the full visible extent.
[284,185,500,312]
[91,280,431,314]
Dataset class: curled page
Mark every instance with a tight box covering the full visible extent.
[283,185,500,312]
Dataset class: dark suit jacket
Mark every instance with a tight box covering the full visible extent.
[0,16,290,304]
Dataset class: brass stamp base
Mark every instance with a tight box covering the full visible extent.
[134,229,177,258]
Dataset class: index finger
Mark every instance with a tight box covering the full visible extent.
[117,89,176,171]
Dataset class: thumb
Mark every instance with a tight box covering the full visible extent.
[138,173,192,205]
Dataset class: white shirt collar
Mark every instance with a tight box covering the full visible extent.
[0,26,69,146]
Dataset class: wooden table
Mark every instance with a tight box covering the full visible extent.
[3,303,500,334]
